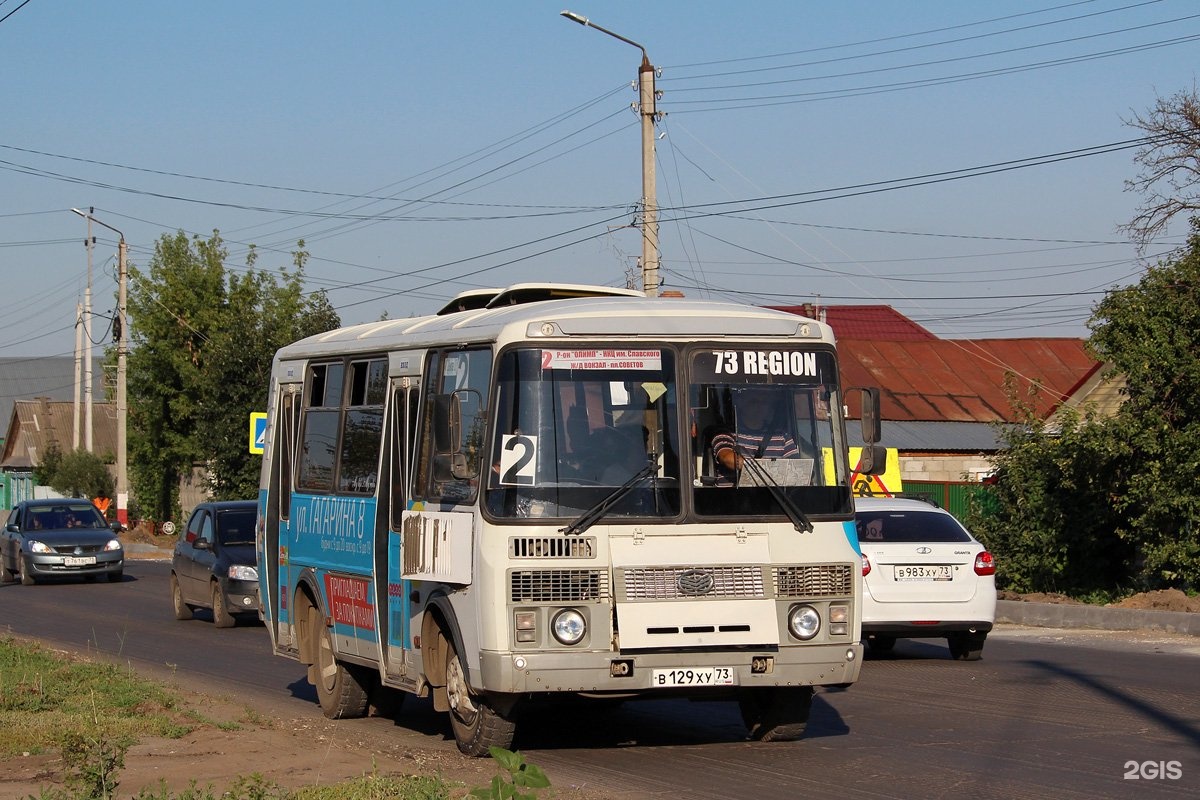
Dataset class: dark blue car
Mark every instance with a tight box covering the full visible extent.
[170,500,259,627]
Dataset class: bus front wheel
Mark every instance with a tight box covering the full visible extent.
[308,604,370,719]
[444,637,515,756]
[739,685,814,742]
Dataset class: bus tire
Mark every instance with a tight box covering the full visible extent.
[171,574,193,620]
[445,636,515,756]
[310,608,370,719]
[739,685,813,742]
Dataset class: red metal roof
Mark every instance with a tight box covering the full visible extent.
[770,305,1099,423]
[768,304,936,341]
[838,337,1097,423]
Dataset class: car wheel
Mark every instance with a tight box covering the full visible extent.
[308,603,370,719]
[445,633,516,756]
[738,686,814,742]
[107,569,123,583]
[170,574,193,620]
[211,583,236,628]
[0,556,15,584]
[19,557,35,586]
[948,631,987,661]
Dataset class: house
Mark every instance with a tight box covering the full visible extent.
[770,304,1102,486]
[0,398,116,509]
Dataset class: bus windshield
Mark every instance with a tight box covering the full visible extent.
[689,348,851,517]
[485,346,681,520]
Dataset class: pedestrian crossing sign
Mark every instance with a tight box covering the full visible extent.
[250,412,267,455]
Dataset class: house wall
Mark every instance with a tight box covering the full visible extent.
[899,453,995,484]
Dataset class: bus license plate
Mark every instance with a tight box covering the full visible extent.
[64,556,96,567]
[651,667,736,687]
[894,564,951,581]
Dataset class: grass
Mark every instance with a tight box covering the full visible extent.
[0,637,545,800]
[0,636,194,757]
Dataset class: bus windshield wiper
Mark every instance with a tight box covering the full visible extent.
[739,456,814,534]
[560,461,657,536]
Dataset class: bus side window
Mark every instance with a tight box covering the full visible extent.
[413,348,492,504]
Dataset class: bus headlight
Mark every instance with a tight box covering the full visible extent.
[788,604,821,640]
[551,609,586,645]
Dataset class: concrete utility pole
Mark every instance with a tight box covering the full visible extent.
[70,208,130,526]
[561,10,660,296]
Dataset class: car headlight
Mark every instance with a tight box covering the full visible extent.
[788,604,821,640]
[550,609,586,645]
[228,564,259,581]
[28,540,52,554]
[103,539,121,552]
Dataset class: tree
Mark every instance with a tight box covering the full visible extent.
[126,232,340,520]
[197,243,340,500]
[970,229,1200,592]
[43,448,115,500]
[1122,86,1200,251]
[126,231,229,523]
[1085,223,1200,588]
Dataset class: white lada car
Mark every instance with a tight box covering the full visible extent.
[856,496,996,661]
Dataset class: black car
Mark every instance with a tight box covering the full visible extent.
[1,499,124,585]
[170,500,259,627]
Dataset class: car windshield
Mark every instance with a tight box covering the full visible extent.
[856,509,973,543]
[30,505,108,530]
[216,509,257,545]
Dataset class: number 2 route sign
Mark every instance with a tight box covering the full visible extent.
[249,412,267,455]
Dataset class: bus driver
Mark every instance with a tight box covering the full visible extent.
[711,387,799,486]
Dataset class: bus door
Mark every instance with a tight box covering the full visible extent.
[262,378,301,650]
[377,380,419,683]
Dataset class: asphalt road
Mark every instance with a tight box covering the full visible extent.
[3,560,1198,799]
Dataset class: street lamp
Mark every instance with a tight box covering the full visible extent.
[561,10,661,296]
[70,207,129,527]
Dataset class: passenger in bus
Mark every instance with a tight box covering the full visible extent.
[711,387,799,487]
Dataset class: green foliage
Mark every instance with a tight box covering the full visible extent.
[57,730,129,800]
[42,448,115,500]
[35,442,64,486]
[127,232,340,519]
[969,224,1200,592]
[469,748,550,800]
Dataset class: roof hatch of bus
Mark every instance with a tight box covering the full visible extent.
[435,283,644,315]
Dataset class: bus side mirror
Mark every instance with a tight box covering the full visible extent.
[853,387,886,475]
[858,445,888,476]
[859,387,882,444]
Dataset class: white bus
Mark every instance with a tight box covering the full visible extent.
[257,284,884,755]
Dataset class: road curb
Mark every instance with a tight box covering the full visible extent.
[996,599,1200,636]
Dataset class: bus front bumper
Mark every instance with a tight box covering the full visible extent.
[479,643,863,694]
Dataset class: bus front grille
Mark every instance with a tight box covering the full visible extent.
[620,566,766,600]
[509,536,596,559]
[510,569,609,602]
[774,564,853,597]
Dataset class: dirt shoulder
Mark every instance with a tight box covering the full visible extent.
[998,588,1200,613]
[0,680,593,800]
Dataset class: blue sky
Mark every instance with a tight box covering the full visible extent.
[2,0,1197,360]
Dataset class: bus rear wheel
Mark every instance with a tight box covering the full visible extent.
[444,637,515,756]
[308,602,370,719]
[739,685,813,742]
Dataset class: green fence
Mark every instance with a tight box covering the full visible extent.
[901,480,987,524]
